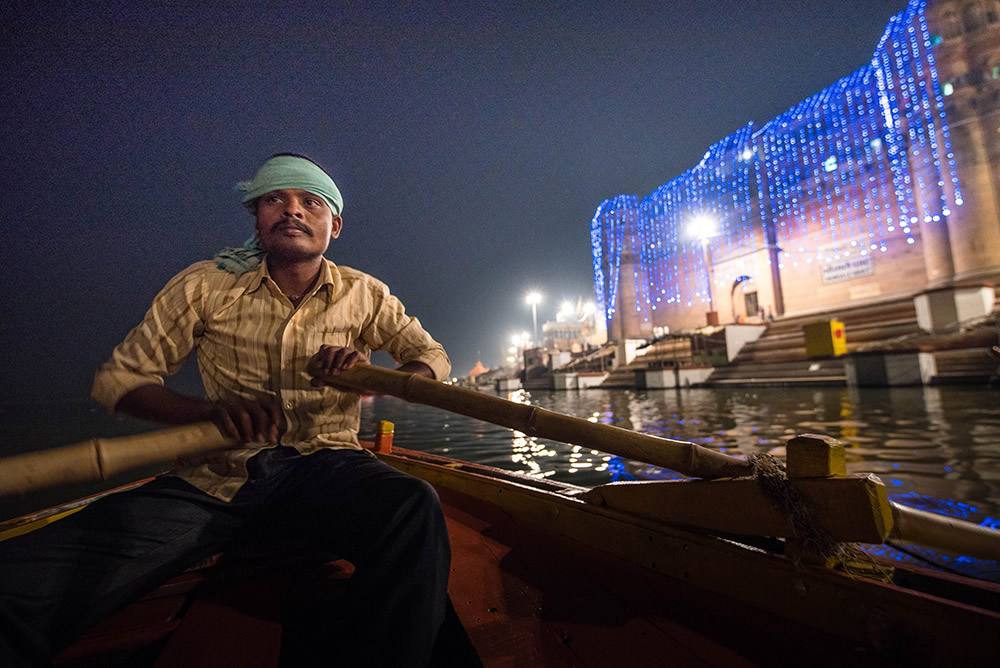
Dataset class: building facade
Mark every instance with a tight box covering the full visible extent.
[592,0,1000,341]
[541,299,608,353]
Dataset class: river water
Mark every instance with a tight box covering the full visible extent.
[3,385,999,576]
[369,385,1000,524]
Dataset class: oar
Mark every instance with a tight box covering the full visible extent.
[0,366,745,496]
[0,366,748,497]
[0,423,233,497]
[888,503,1000,562]
[323,364,753,480]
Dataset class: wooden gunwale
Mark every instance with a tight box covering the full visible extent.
[0,478,152,541]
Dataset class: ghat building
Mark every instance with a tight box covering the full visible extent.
[592,0,1000,345]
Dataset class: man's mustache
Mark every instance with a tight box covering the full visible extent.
[272,218,312,235]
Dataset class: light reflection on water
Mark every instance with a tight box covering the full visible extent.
[361,385,1000,525]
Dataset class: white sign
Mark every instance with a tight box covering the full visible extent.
[821,255,874,284]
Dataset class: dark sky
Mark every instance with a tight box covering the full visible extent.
[0,0,907,402]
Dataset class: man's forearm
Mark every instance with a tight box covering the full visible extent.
[397,360,436,379]
[115,384,284,443]
[114,384,214,425]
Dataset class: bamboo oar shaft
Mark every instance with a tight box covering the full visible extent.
[889,502,1000,562]
[329,364,752,480]
[0,423,232,496]
[0,366,748,495]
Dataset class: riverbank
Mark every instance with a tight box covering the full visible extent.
[509,295,1000,391]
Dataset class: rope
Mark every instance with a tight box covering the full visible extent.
[746,453,869,573]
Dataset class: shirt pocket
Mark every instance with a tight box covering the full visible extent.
[314,327,358,351]
[287,326,364,387]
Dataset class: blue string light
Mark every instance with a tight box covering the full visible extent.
[591,194,638,323]
[592,0,961,328]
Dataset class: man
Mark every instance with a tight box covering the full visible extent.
[0,153,453,666]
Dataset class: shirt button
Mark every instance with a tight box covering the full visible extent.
[285,400,295,409]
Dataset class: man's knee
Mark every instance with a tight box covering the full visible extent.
[390,475,444,524]
[378,475,447,543]
[409,476,441,508]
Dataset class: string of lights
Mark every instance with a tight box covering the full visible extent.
[591,0,962,327]
[591,194,639,324]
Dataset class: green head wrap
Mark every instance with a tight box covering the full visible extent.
[238,153,343,215]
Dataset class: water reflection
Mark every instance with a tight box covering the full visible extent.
[364,385,1000,526]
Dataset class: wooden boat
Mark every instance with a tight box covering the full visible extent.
[2,366,1000,665]
[3,443,1000,666]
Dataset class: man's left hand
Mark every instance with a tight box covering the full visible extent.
[308,345,370,390]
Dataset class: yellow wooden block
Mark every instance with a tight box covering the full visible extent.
[786,434,847,478]
[581,474,894,544]
[802,320,846,357]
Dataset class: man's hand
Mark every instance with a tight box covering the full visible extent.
[114,385,285,444]
[204,398,285,444]
[307,345,370,390]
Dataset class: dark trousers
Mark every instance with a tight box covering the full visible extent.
[0,447,451,667]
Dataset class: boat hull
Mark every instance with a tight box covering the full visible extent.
[2,447,998,666]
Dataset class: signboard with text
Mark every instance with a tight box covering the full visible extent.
[821,255,874,284]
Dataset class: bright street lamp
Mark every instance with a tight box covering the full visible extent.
[687,215,719,326]
[688,214,717,242]
[525,292,542,343]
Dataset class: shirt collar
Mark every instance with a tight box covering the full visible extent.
[318,258,341,302]
[241,257,341,301]
[242,260,270,296]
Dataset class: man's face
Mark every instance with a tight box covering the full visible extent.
[255,188,342,261]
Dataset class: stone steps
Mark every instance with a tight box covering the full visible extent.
[585,287,998,389]
[726,296,921,370]
[930,347,1000,384]
[706,358,846,385]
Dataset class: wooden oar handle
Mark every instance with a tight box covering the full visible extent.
[0,422,233,496]
[322,364,752,480]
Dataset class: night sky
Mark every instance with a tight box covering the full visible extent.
[0,0,907,403]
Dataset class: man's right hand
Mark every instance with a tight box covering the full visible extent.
[203,398,285,444]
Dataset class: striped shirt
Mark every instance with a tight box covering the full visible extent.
[92,259,450,501]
